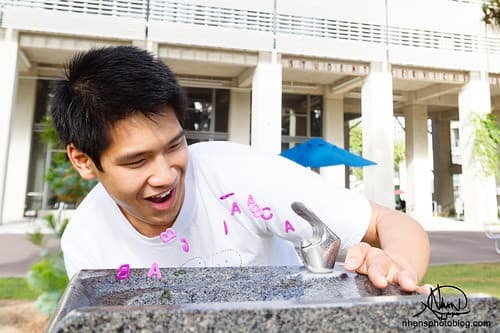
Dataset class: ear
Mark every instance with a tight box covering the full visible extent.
[67,143,98,180]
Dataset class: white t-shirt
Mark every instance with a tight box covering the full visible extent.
[61,142,371,278]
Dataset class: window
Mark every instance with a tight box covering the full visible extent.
[183,87,229,144]
[281,93,323,151]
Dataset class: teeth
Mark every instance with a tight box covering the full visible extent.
[151,190,171,199]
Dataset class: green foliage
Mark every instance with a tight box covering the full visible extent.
[27,230,44,247]
[349,119,406,179]
[0,277,40,300]
[470,112,500,177]
[393,140,405,173]
[26,214,69,316]
[45,151,96,204]
[39,114,96,204]
[349,121,363,181]
[27,257,68,315]
[39,114,61,147]
[483,0,500,26]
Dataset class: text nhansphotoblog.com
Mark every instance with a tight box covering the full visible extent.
[402,319,492,329]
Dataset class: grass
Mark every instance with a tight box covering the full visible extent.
[422,262,500,298]
[0,263,498,300]
[0,277,40,300]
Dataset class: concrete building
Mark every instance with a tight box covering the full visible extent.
[0,0,498,226]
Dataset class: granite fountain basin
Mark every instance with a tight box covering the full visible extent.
[48,265,499,332]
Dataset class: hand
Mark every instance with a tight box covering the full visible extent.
[344,242,431,294]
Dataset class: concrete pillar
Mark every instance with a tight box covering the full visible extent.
[228,90,251,145]
[404,103,433,222]
[361,62,394,208]
[0,29,19,224]
[4,79,37,222]
[431,117,454,214]
[320,95,345,188]
[458,71,497,224]
[251,52,282,154]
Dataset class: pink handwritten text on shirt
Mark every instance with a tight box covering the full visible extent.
[230,202,242,216]
[180,238,190,252]
[219,192,235,200]
[160,228,176,244]
[116,264,130,281]
[285,220,296,233]
[147,262,162,279]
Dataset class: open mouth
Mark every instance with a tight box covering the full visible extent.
[145,189,173,204]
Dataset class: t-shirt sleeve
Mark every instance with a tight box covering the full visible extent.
[61,230,89,279]
[59,183,103,279]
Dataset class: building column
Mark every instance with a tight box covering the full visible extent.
[321,95,345,187]
[4,79,37,222]
[228,90,251,145]
[251,52,282,154]
[0,29,19,223]
[405,103,433,222]
[361,62,394,208]
[458,71,497,224]
[431,117,454,214]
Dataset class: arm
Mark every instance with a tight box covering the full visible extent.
[344,201,431,293]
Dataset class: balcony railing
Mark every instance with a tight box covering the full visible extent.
[0,0,146,18]
[149,1,273,32]
[1,0,499,56]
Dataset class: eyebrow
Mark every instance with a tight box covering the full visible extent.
[115,130,185,164]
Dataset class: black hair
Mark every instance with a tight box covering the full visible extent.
[51,45,186,171]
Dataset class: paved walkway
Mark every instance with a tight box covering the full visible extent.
[0,217,498,277]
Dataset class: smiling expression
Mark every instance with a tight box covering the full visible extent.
[86,108,188,237]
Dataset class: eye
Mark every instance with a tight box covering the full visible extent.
[124,159,145,168]
[170,140,184,151]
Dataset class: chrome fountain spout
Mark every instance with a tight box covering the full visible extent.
[291,202,341,273]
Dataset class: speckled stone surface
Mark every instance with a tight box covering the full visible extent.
[49,265,499,332]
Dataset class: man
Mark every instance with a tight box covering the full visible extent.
[53,46,429,293]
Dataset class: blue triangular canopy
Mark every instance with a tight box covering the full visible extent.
[280,137,376,168]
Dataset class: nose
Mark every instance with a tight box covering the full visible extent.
[147,155,177,187]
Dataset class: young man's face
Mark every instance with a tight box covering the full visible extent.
[86,108,188,237]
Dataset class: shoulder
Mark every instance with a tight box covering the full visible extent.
[188,141,252,157]
[188,141,303,171]
[61,183,115,243]
[71,183,112,218]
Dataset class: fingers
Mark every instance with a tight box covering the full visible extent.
[393,270,417,292]
[415,283,433,295]
[345,243,423,292]
[344,242,371,272]
[366,251,395,289]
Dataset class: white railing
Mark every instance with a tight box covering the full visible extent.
[148,1,273,32]
[1,0,498,55]
[387,25,500,54]
[449,0,485,4]
[277,12,499,55]
[276,15,384,44]
[0,0,146,19]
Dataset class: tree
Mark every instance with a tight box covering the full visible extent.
[483,0,500,26]
[349,118,405,179]
[470,112,500,177]
[40,114,96,205]
[349,120,363,181]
